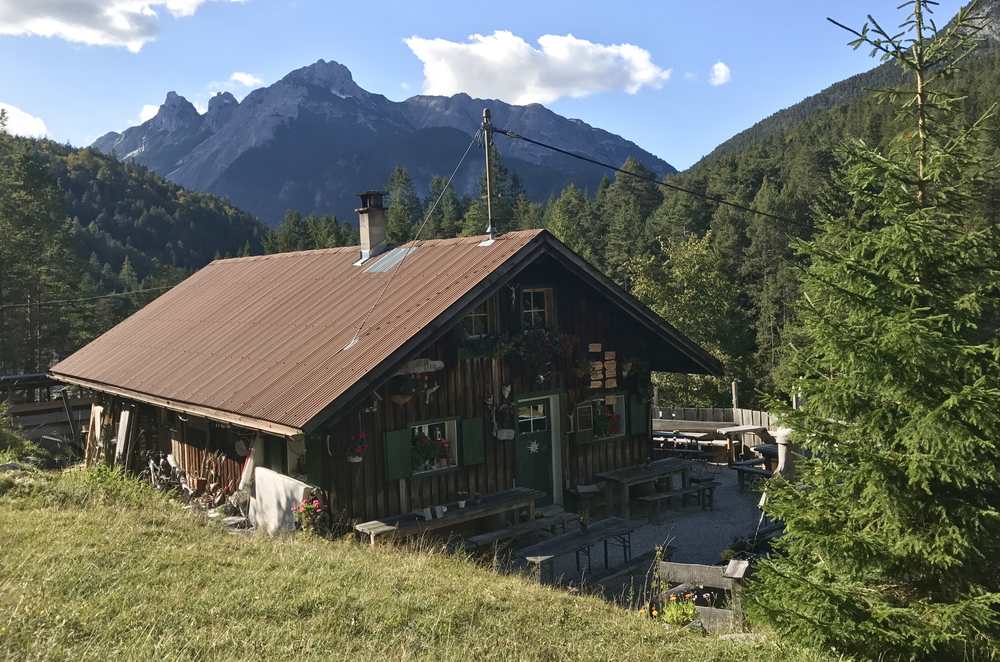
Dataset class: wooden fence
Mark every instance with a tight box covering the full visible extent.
[652,406,776,446]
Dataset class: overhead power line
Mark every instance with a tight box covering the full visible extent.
[491,126,799,224]
[345,126,484,349]
[0,285,174,311]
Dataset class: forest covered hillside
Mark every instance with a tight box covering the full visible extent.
[0,129,269,374]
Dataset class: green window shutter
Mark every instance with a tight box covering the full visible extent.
[384,428,412,481]
[629,395,649,437]
[576,428,595,446]
[459,417,487,465]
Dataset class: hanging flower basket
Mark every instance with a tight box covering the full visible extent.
[390,393,413,406]
[347,433,368,463]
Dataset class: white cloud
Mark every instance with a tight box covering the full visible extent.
[0,0,244,52]
[709,61,731,86]
[0,102,47,137]
[229,71,262,87]
[405,31,670,105]
[138,103,159,122]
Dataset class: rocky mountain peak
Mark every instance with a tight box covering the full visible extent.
[208,91,238,114]
[282,58,367,98]
[151,91,202,132]
[206,91,239,131]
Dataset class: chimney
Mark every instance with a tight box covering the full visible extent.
[356,191,387,263]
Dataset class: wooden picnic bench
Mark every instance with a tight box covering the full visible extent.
[635,480,720,523]
[518,516,638,583]
[354,487,543,545]
[595,459,693,520]
[463,511,578,552]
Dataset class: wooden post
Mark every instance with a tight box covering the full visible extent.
[730,379,739,411]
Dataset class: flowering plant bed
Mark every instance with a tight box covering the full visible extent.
[293,495,331,536]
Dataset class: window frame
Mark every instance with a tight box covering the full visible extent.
[410,418,459,474]
[461,300,492,339]
[573,394,626,440]
[521,287,554,330]
[517,400,550,434]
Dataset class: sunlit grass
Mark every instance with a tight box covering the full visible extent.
[0,468,832,661]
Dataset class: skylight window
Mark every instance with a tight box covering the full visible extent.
[365,247,417,273]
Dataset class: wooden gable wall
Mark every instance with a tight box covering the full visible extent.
[312,255,661,521]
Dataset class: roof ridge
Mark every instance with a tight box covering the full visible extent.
[213,229,547,264]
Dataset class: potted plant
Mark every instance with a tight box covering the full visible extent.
[412,432,438,471]
[347,432,368,463]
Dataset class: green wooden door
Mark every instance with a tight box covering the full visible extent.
[516,398,553,506]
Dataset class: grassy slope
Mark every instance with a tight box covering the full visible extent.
[0,469,831,662]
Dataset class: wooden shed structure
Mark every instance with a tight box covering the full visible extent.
[51,199,720,521]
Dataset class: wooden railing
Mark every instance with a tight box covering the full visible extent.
[652,406,776,446]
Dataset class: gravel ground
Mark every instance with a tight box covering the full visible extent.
[543,466,763,583]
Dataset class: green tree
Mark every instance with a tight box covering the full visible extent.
[629,232,744,406]
[461,144,522,236]
[750,4,1000,658]
[601,157,662,287]
[264,210,309,253]
[384,166,422,243]
[0,118,85,372]
[545,184,604,269]
[425,176,464,238]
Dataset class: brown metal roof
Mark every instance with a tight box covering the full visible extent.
[52,231,544,432]
[51,229,722,434]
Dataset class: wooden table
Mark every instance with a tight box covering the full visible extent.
[717,424,775,464]
[594,459,693,521]
[518,516,637,583]
[354,487,543,545]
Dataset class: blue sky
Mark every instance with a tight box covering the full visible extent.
[0,0,966,170]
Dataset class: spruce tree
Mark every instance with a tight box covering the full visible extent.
[384,166,422,244]
[546,183,604,269]
[750,3,1000,658]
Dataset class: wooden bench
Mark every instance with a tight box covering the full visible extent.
[518,517,637,583]
[635,481,720,523]
[463,512,579,552]
[732,465,772,492]
[354,487,543,545]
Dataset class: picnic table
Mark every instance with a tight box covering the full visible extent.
[717,424,775,464]
[354,487,543,545]
[594,458,693,520]
[518,516,638,583]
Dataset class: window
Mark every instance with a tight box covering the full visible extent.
[575,403,594,431]
[521,288,552,329]
[517,401,549,434]
[411,419,458,473]
[575,395,625,439]
[462,301,491,338]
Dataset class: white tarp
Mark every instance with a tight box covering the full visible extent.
[248,467,313,535]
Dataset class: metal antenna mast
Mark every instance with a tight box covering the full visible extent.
[482,108,495,239]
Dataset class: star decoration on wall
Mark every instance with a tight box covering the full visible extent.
[527,440,540,454]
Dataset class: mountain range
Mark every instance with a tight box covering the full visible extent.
[93,60,674,224]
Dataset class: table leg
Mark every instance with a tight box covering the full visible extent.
[528,500,535,521]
